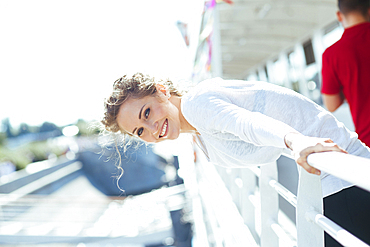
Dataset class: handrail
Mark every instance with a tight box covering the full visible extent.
[191,149,370,247]
[307,152,370,192]
[0,162,82,207]
[297,151,370,247]
[185,132,370,247]
[306,209,369,247]
[269,179,297,207]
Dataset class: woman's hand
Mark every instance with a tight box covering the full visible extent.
[284,132,348,175]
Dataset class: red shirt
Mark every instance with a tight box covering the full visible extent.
[321,22,370,146]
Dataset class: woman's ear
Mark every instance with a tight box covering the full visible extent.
[155,84,170,97]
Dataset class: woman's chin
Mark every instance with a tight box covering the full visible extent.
[164,132,180,141]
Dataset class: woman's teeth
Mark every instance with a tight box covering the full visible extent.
[160,120,168,137]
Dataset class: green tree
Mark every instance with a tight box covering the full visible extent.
[0,132,6,146]
[18,123,30,136]
[2,118,14,137]
[75,119,99,136]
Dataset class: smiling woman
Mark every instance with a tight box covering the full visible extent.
[116,87,187,142]
[101,72,370,245]
[101,72,370,178]
[101,73,195,139]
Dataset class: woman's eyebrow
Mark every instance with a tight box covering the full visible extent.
[138,104,146,120]
[132,104,147,134]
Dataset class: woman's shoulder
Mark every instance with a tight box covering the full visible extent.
[183,78,223,100]
[197,77,260,87]
[183,78,271,102]
[193,77,225,90]
[185,77,251,94]
[186,78,281,97]
[181,78,227,126]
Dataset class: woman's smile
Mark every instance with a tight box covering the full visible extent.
[160,119,168,138]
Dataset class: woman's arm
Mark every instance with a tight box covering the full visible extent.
[185,94,298,149]
[284,132,348,175]
[183,92,348,172]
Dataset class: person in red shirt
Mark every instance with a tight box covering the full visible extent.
[321,1,370,246]
[321,0,370,147]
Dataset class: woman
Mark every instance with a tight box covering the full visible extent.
[102,73,370,246]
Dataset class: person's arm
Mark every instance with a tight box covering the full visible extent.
[184,92,348,175]
[201,96,297,149]
[322,92,345,112]
[284,132,348,175]
[321,49,344,112]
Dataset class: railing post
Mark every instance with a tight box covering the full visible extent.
[241,168,259,243]
[296,167,324,247]
[229,169,242,212]
[260,162,279,247]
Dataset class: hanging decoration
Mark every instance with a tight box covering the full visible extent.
[176,21,190,46]
[192,0,233,82]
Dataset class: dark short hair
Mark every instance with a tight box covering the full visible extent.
[338,0,370,16]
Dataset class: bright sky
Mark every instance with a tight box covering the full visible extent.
[0,0,203,128]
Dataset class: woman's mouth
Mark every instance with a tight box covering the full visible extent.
[159,119,168,138]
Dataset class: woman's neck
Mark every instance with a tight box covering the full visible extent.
[170,95,197,133]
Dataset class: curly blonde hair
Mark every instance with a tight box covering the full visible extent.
[101,73,183,135]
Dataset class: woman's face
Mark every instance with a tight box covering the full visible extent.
[117,90,181,143]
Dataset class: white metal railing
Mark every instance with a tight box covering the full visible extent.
[300,152,370,247]
[0,161,186,245]
[0,161,82,207]
[307,152,370,193]
[191,147,370,247]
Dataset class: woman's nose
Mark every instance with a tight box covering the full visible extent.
[146,121,159,135]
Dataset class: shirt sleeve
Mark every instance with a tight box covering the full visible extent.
[184,92,299,149]
[321,50,342,95]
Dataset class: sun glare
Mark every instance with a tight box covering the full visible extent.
[0,0,202,128]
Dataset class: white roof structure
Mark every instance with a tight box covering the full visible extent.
[215,0,338,79]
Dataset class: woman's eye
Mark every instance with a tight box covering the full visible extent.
[138,128,143,137]
[144,108,150,118]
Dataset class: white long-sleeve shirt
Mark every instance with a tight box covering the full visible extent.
[181,78,370,197]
